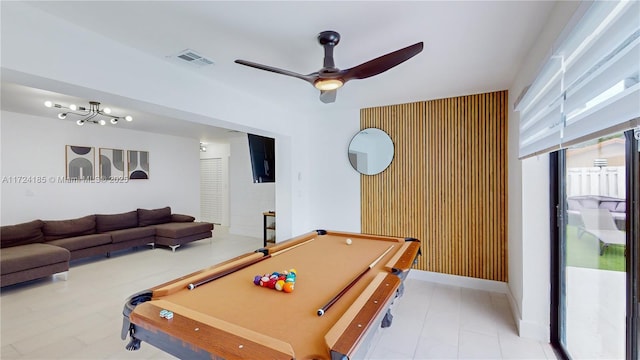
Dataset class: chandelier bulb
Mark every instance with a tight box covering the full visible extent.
[125,115,133,122]
[98,119,106,126]
[44,101,53,108]
[110,118,118,124]
[76,120,84,126]
[58,113,67,120]
[69,104,77,111]
[103,107,111,114]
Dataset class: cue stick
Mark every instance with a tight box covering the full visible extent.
[316,245,395,317]
[187,238,315,290]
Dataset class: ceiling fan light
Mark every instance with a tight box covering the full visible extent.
[314,78,343,91]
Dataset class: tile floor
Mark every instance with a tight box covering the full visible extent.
[1,227,557,359]
[365,277,557,360]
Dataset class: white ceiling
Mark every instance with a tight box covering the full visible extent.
[0,1,556,142]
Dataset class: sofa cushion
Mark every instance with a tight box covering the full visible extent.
[43,215,96,241]
[171,214,195,223]
[138,207,171,227]
[0,220,45,248]
[46,234,112,252]
[1,243,70,274]
[154,222,213,238]
[108,227,156,243]
[96,211,138,233]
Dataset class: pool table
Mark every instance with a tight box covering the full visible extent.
[121,230,420,360]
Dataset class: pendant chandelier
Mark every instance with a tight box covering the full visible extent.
[45,100,133,126]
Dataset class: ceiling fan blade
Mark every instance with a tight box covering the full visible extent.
[235,60,316,84]
[341,42,424,82]
[319,90,337,104]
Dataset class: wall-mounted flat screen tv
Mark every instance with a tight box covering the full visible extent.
[247,133,275,183]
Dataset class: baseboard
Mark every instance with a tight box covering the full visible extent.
[227,226,261,239]
[506,286,524,337]
[518,319,550,342]
[506,285,550,342]
[407,270,509,293]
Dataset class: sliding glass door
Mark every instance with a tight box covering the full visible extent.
[627,130,639,360]
[522,1,639,357]
[552,129,638,359]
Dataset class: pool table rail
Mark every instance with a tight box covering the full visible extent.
[125,299,295,359]
[325,272,401,360]
[384,240,421,274]
[265,229,405,256]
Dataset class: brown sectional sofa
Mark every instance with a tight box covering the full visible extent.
[1,207,213,287]
[0,220,71,288]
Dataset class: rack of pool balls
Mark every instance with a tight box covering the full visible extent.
[253,268,297,293]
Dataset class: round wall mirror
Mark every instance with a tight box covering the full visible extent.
[348,128,394,175]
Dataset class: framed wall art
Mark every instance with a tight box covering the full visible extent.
[66,145,95,180]
[99,148,125,180]
[127,150,149,179]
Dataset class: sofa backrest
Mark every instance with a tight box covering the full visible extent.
[171,214,195,223]
[43,215,96,241]
[138,207,172,227]
[96,211,139,233]
[0,220,45,248]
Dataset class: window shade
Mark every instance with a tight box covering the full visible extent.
[517,0,640,159]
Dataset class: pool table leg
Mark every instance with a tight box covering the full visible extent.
[381,309,394,328]
[125,330,141,351]
[124,323,213,359]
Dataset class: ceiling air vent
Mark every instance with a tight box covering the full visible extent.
[171,49,214,68]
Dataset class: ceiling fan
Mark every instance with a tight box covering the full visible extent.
[235,31,423,104]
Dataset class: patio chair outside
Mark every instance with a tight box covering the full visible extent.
[579,208,626,255]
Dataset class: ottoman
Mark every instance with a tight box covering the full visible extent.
[153,222,214,251]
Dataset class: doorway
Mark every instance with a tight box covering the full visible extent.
[200,158,225,225]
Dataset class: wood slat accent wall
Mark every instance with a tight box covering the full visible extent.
[360,90,508,281]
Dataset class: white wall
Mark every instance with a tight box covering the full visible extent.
[228,134,275,238]
[1,111,200,224]
[507,0,581,342]
[200,141,231,226]
[306,108,362,232]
